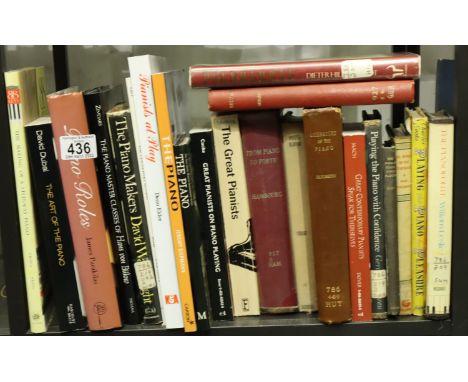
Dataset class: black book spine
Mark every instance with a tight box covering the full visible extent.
[84,93,141,325]
[190,129,233,321]
[107,109,162,324]
[25,122,87,331]
[383,144,400,316]
[364,115,388,319]
[174,140,211,330]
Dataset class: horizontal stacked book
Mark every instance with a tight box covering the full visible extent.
[0,52,455,333]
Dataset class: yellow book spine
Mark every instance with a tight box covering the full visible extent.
[5,69,46,333]
[152,72,197,332]
[410,113,428,316]
[35,67,48,117]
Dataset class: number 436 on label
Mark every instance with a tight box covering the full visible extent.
[60,134,98,160]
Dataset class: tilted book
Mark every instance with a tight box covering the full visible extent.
[212,113,261,317]
[303,107,351,324]
[342,124,372,322]
[190,127,233,320]
[153,71,197,332]
[240,111,298,313]
[425,111,454,319]
[107,105,162,324]
[383,138,400,316]
[406,107,428,316]
[391,126,412,315]
[26,118,86,332]
[128,55,183,328]
[5,67,47,333]
[190,53,421,88]
[363,110,387,319]
[208,80,415,112]
[84,86,141,325]
[282,114,317,313]
[47,89,122,331]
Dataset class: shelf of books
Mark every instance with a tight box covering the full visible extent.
[0,45,464,336]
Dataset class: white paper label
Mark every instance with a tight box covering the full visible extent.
[371,269,387,298]
[60,135,97,160]
[134,260,157,290]
[341,59,374,80]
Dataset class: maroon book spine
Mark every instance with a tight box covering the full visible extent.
[190,54,420,88]
[208,80,414,112]
[239,111,298,313]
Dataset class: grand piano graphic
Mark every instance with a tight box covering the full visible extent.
[227,219,257,272]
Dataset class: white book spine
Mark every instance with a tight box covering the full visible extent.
[426,120,454,316]
[127,57,183,328]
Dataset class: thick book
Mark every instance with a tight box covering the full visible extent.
[383,138,400,316]
[107,105,162,324]
[239,111,298,313]
[5,67,47,333]
[174,137,211,330]
[407,107,429,316]
[207,80,415,112]
[84,86,141,325]
[190,53,421,88]
[282,114,317,313]
[190,127,233,320]
[25,118,87,332]
[342,124,372,322]
[153,71,197,332]
[391,126,413,315]
[435,59,454,116]
[212,113,261,317]
[128,56,183,328]
[363,110,387,319]
[303,107,351,324]
[425,111,454,319]
[47,89,122,331]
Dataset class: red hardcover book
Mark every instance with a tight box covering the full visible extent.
[343,125,372,322]
[190,53,420,88]
[239,111,298,313]
[47,89,122,331]
[208,80,414,112]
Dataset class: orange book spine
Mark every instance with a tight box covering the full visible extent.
[152,73,197,332]
[47,91,121,331]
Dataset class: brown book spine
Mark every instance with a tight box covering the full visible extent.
[208,80,415,112]
[47,91,121,331]
[190,53,421,88]
[239,111,298,313]
[303,107,352,324]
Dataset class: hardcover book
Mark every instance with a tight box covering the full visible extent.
[190,127,233,320]
[406,107,429,316]
[128,55,183,328]
[282,114,317,313]
[190,53,421,88]
[26,118,87,332]
[383,138,400,316]
[174,137,211,330]
[47,88,122,331]
[363,110,387,319]
[212,113,261,317]
[239,111,298,313]
[207,80,415,112]
[303,107,351,324]
[107,105,162,324]
[342,124,372,322]
[425,111,454,319]
[84,86,141,325]
[4,67,47,333]
[435,59,454,116]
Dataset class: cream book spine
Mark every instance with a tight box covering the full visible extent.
[5,68,46,333]
[212,113,260,316]
[394,134,412,315]
[282,116,318,312]
[127,56,183,329]
[425,112,454,318]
